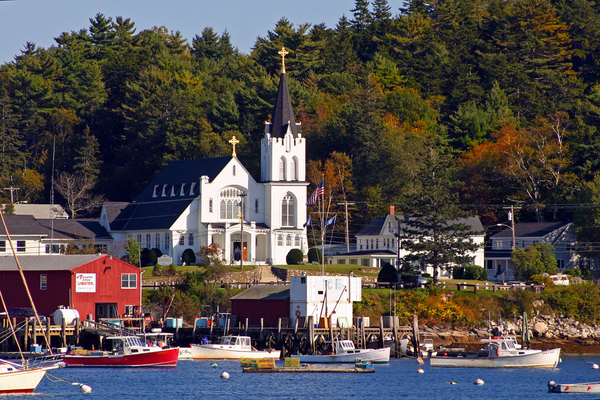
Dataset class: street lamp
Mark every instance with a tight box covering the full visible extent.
[495,223,515,250]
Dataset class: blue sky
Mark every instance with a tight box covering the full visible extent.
[0,0,405,65]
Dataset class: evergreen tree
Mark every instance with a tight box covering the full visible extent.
[399,144,483,284]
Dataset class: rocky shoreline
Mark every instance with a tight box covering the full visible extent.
[421,314,600,355]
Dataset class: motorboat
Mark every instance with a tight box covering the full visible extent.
[63,335,179,367]
[548,380,600,393]
[190,335,280,359]
[0,359,60,394]
[430,336,560,368]
[292,340,390,364]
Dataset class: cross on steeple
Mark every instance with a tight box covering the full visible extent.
[278,47,289,73]
[229,135,240,157]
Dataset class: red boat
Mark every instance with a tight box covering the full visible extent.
[63,336,179,367]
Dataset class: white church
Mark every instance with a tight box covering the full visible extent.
[101,52,309,265]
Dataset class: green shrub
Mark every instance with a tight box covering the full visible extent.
[182,248,197,265]
[140,248,151,267]
[286,248,304,265]
[308,247,322,263]
[150,248,163,265]
[453,265,487,280]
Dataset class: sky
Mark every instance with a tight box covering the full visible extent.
[0,0,395,65]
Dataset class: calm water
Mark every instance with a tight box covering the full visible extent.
[16,355,600,399]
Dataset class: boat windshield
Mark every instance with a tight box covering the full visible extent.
[124,337,145,347]
[221,336,236,345]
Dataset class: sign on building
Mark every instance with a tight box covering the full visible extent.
[75,273,96,293]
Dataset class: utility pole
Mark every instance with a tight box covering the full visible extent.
[239,193,246,271]
[2,187,19,204]
[337,201,355,253]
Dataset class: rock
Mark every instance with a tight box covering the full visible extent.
[533,321,549,337]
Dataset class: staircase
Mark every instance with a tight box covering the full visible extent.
[254,265,279,283]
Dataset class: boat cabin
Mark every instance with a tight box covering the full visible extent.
[218,336,251,350]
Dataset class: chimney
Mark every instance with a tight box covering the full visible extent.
[390,205,395,216]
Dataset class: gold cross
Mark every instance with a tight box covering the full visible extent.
[229,135,239,157]
[278,47,289,73]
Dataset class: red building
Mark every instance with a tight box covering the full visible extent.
[230,285,290,327]
[0,254,141,321]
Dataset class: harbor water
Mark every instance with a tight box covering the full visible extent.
[18,355,600,399]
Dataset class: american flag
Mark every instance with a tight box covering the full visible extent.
[306,179,324,205]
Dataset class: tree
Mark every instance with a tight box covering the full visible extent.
[573,174,600,260]
[54,171,105,218]
[197,244,229,313]
[123,236,141,267]
[511,243,558,281]
[399,144,483,285]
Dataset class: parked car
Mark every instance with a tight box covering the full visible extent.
[549,274,570,286]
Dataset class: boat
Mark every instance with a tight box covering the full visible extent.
[63,335,179,367]
[0,211,64,393]
[429,336,560,368]
[190,335,280,359]
[0,359,60,394]
[291,340,390,364]
[548,380,600,393]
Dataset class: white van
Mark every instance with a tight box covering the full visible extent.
[549,274,570,286]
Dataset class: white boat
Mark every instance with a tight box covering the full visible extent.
[178,347,193,360]
[430,336,560,368]
[190,336,280,359]
[0,359,60,394]
[548,380,600,393]
[292,340,390,363]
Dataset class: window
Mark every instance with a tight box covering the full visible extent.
[339,259,346,264]
[295,235,300,246]
[145,234,151,248]
[161,184,168,197]
[136,234,142,245]
[349,259,358,265]
[121,274,137,289]
[281,193,295,227]
[277,235,283,246]
[255,199,258,214]
[155,233,160,248]
[180,183,186,196]
[164,233,170,250]
[17,241,25,252]
[190,182,196,195]
[40,274,47,290]
[179,235,184,245]
[188,234,194,246]
[219,188,245,219]
[291,157,298,181]
[286,235,292,246]
[209,198,213,213]
[45,244,60,254]
[279,157,286,180]
[233,165,236,176]
[152,185,159,197]
[124,305,135,316]
[0,240,4,252]
[361,259,369,267]
[486,260,494,270]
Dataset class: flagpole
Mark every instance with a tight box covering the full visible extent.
[321,176,325,276]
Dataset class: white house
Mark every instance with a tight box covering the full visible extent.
[289,274,362,328]
[328,206,485,278]
[485,221,579,282]
[102,64,309,266]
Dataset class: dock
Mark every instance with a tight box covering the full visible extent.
[243,365,375,373]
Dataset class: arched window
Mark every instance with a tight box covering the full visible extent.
[279,157,286,180]
[219,188,246,220]
[281,193,295,227]
[291,157,298,181]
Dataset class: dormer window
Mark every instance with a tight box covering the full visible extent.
[162,184,168,197]
[171,186,176,196]
[190,182,196,196]
[153,185,159,198]
[180,183,186,196]
[233,165,236,176]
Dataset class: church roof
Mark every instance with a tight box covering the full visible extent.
[267,72,301,138]
[111,157,231,231]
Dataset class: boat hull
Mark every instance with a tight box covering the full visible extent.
[63,347,179,367]
[0,365,56,394]
[190,344,280,360]
[430,348,560,368]
[548,381,600,393]
[292,347,390,364]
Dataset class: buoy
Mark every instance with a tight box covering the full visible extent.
[592,363,599,369]
[447,382,457,385]
[474,378,484,385]
[211,363,218,368]
[220,371,230,379]
[417,368,424,374]
[72,383,92,393]
[417,356,424,365]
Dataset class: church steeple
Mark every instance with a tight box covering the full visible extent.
[266,47,301,138]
